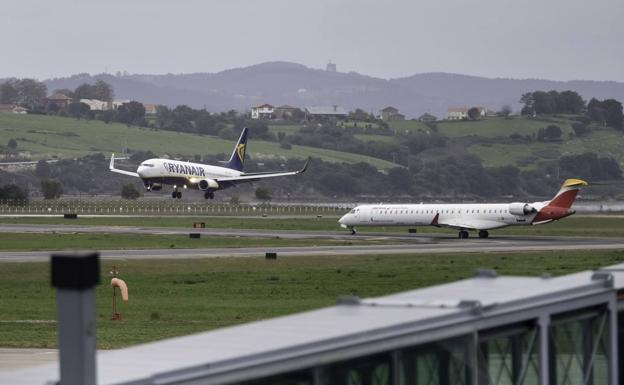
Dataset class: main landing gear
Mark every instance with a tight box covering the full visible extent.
[478,230,489,239]
[171,190,182,199]
[204,191,214,200]
[458,230,469,239]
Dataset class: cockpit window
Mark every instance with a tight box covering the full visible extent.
[141,163,155,167]
[349,209,356,214]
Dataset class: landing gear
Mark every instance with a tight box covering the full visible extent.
[171,190,182,199]
[478,230,489,239]
[348,226,357,235]
[204,191,214,199]
[458,230,469,239]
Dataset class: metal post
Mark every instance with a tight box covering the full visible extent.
[51,253,100,385]
[537,315,551,385]
[608,297,619,385]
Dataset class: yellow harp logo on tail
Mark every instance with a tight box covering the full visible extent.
[236,143,246,162]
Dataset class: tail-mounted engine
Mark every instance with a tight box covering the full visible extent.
[508,202,537,216]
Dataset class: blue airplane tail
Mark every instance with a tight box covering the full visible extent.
[225,128,248,171]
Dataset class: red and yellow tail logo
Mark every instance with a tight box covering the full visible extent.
[549,179,588,208]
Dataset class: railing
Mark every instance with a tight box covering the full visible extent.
[0,199,350,216]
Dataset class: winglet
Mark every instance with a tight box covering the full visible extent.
[109,153,115,170]
[299,157,311,173]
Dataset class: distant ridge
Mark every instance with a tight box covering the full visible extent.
[42,62,624,117]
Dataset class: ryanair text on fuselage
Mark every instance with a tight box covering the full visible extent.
[164,162,206,177]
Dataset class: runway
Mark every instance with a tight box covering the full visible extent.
[0,226,623,262]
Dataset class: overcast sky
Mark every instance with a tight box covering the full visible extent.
[2,0,623,81]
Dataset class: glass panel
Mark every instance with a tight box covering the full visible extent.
[550,310,609,385]
[401,336,471,385]
[320,352,393,385]
[619,311,624,385]
[477,327,538,385]
[234,369,313,385]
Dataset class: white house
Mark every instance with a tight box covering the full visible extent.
[80,99,109,111]
[447,107,468,120]
[251,104,274,119]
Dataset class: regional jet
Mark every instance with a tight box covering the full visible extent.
[339,179,587,238]
[110,127,309,199]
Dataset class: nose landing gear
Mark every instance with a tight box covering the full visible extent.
[348,226,357,235]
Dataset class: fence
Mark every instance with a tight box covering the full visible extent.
[0,198,350,217]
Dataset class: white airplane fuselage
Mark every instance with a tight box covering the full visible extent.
[137,158,242,188]
[339,202,550,229]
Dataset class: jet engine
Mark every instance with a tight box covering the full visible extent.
[145,183,162,191]
[508,202,537,216]
[198,178,219,191]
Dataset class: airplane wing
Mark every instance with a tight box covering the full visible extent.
[109,153,140,178]
[438,218,508,231]
[216,158,310,184]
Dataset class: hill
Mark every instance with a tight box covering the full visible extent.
[0,114,397,169]
[43,62,624,118]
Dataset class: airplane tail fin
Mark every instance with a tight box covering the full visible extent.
[224,128,248,171]
[548,178,588,208]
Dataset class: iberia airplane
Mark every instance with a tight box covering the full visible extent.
[339,179,587,238]
[110,127,309,199]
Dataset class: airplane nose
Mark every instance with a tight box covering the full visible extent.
[339,214,348,225]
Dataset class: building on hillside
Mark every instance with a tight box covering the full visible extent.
[143,104,157,115]
[0,104,14,113]
[418,112,437,122]
[251,104,274,120]
[274,105,299,120]
[379,106,405,121]
[305,106,348,120]
[447,107,468,120]
[45,93,72,110]
[80,99,109,111]
[326,61,337,72]
[112,100,130,110]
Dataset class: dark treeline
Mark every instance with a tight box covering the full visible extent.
[3,150,618,201]
[520,90,623,129]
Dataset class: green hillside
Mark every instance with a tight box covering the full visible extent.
[0,114,397,169]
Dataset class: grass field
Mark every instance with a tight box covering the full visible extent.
[0,114,397,169]
[1,215,624,238]
[0,232,386,252]
[1,250,622,348]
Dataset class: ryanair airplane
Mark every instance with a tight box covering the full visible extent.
[110,127,309,199]
[339,179,587,238]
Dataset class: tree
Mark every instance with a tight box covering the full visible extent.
[255,187,272,201]
[0,81,19,104]
[92,80,113,101]
[116,101,146,126]
[572,122,591,137]
[588,98,623,129]
[15,79,47,109]
[6,138,17,157]
[41,180,63,199]
[467,107,481,120]
[74,83,95,100]
[537,125,562,141]
[498,105,512,118]
[121,183,141,199]
[35,160,52,179]
[0,184,28,205]
[67,102,92,119]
